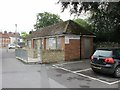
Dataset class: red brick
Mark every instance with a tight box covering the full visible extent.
[65,39,80,61]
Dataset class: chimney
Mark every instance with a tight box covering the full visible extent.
[4,31,7,34]
[9,32,12,34]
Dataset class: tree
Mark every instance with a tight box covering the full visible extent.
[21,32,29,41]
[58,1,120,42]
[29,29,34,34]
[73,18,92,31]
[34,12,63,30]
[89,2,120,42]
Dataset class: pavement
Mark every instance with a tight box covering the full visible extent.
[0,48,2,89]
[2,48,66,88]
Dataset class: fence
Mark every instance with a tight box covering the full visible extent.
[15,48,28,61]
[15,48,41,63]
[15,48,65,63]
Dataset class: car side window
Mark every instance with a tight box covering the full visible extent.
[115,50,120,59]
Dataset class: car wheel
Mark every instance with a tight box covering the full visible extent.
[114,66,120,78]
[91,68,99,73]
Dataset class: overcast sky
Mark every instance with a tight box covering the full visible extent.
[0,0,87,34]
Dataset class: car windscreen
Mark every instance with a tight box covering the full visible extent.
[10,44,15,46]
[93,50,113,57]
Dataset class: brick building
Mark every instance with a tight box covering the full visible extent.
[0,31,20,47]
[0,32,10,47]
[27,20,95,62]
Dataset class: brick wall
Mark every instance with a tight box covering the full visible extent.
[65,39,80,61]
[42,50,64,63]
[43,38,46,50]
[61,36,65,50]
[64,37,93,61]
[32,39,34,48]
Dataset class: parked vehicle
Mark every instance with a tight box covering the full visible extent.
[17,42,25,48]
[8,44,16,49]
[91,48,120,77]
[16,44,22,48]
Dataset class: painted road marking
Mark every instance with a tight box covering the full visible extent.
[53,65,74,73]
[73,68,92,73]
[53,64,120,85]
[53,60,83,66]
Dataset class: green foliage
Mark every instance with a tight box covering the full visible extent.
[73,18,92,31]
[90,2,120,42]
[21,32,29,41]
[59,1,120,42]
[34,12,63,30]
[29,30,34,34]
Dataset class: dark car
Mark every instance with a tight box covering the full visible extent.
[91,48,120,77]
[17,42,26,48]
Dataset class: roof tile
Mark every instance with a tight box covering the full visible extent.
[27,20,94,39]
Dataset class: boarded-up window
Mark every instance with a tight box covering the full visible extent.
[46,37,62,50]
[46,38,56,49]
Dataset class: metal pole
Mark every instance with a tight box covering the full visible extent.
[79,32,82,60]
[15,24,17,45]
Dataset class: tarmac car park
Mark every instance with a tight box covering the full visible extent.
[50,60,120,88]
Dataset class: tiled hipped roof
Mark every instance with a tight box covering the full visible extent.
[28,20,94,39]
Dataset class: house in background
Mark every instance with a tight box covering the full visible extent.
[0,31,20,47]
[0,32,10,47]
[8,32,20,44]
[27,20,95,63]
[0,32,2,47]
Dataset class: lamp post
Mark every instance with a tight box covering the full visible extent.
[15,24,17,45]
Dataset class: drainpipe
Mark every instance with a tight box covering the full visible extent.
[80,34,82,60]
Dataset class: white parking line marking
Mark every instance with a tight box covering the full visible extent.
[73,68,91,73]
[53,60,83,66]
[53,64,120,85]
[109,80,120,85]
[73,72,112,85]
[53,65,74,73]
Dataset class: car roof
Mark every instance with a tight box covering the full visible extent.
[96,47,120,51]
[9,44,15,45]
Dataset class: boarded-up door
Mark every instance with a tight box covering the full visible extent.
[83,37,91,59]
